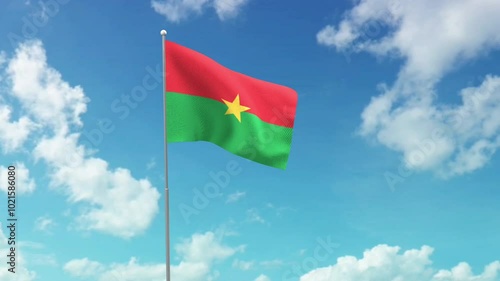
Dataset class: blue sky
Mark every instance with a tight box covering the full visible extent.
[1,0,500,280]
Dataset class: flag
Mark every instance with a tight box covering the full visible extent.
[165,40,298,169]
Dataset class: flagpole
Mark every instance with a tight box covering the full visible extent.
[161,29,171,281]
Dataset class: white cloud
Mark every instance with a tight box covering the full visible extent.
[0,105,35,153]
[260,259,284,268]
[99,258,166,281]
[147,157,156,169]
[0,224,37,280]
[300,244,500,281]
[233,259,253,270]
[64,231,244,281]
[0,40,161,238]
[266,203,293,217]
[213,0,248,20]
[226,191,246,203]
[317,23,358,51]
[0,51,6,65]
[317,0,500,177]
[175,231,245,264]
[152,0,209,23]
[213,221,240,239]
[246,208,266,224]
[64,258,105,278]
[33,133,85,168]
[16,242,59,267]
[0,162,36,194]
[43,153,160,238]
[17,241,45,249]
[28,253,58,267]
[255,274,271,281]
[7,40,87,134]
[151,0,249,23]
[34,216,55,234]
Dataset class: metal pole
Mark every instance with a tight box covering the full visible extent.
[160,29,170,281]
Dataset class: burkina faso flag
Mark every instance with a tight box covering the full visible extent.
[165,40,298,170]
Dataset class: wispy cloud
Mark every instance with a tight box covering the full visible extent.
[260,259,284,268]
[232,259,253,270]
[34,215,56,234]
[151,0,250,23]
[246,208,266,224]
[226,191,246,203]
[147,157,156,170]
[254,274,271,281]
[28,253,58,267]
[265,203,293,217]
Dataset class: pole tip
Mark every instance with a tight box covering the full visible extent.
[161,30,167,36]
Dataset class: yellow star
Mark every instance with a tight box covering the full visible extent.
[222,94,250,122]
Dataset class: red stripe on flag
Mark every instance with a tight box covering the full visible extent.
[165,40,297,128]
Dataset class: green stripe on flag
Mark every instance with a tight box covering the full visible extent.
[166,92,293,169]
